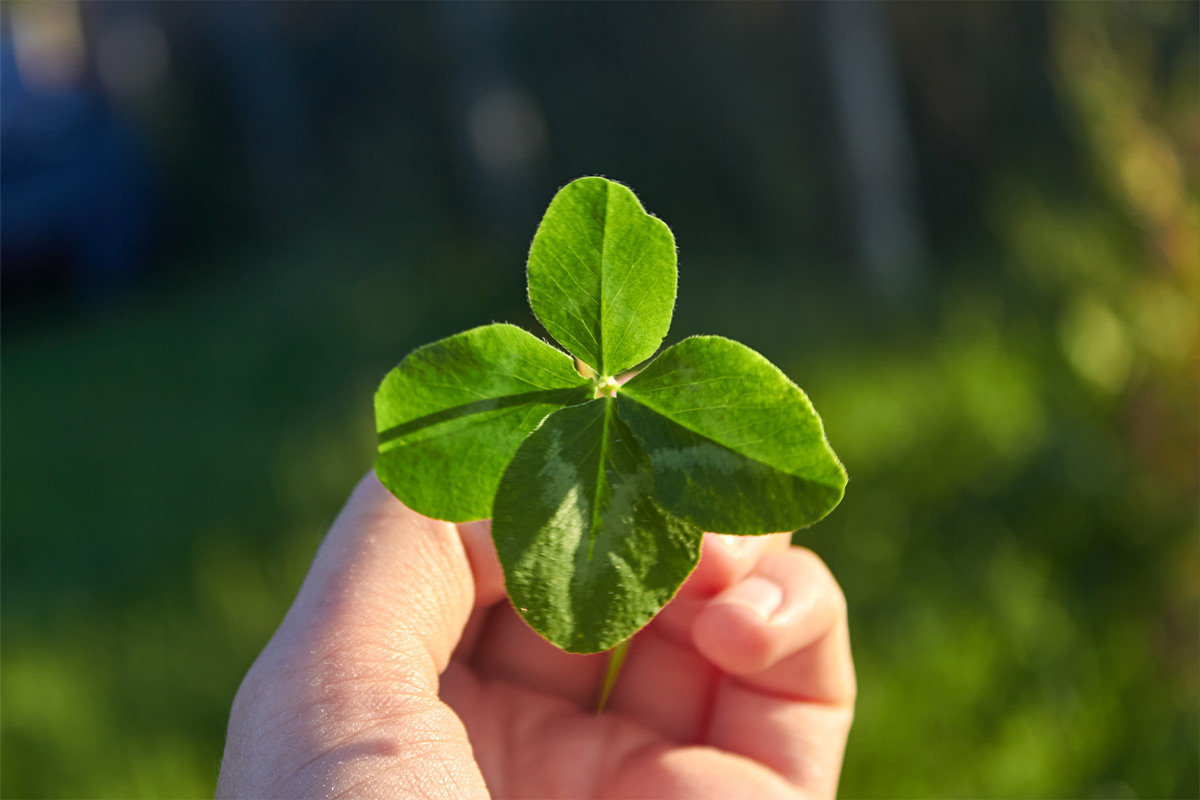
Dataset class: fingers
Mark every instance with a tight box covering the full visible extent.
[601,618,717,742]
[694,547,855,703]
[650,532,791,647]
[601,533,788,741]
[441,662,799,800]
[458,521,609,708]
[694,546,855,796]
[467,602,609,708]
[467,532,787,715]
[706,687,853,799]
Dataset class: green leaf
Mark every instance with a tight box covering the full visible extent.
[527,177,677,376]
[375,323,591,522]
[618,336,847,534]
[492,398,702,653]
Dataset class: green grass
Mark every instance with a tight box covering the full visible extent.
[0,233,512,797]
[3,225,1196,798]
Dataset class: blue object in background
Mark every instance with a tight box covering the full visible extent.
[0,16,154,302]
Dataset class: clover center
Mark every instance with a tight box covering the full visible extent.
[595,375,621,399]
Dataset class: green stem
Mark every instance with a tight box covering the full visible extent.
[596,637,632,714]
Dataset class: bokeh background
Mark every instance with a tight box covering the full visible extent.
[2,2,1197,797]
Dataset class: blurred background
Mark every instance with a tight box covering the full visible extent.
[1,1,1196,797]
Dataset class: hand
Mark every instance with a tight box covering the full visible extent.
[216,473,855,799]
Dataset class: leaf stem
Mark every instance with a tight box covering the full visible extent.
[596,637,632,714]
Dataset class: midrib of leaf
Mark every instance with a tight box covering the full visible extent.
[596,185,652,374]
[595,182,610,375]
[378,386,591,445]
[587,398,613,560]
[598,218,643,326]
[618,374,739,395]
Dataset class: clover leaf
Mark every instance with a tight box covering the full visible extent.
[374,176,846,655]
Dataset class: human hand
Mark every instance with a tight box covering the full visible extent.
[216,473,855,799]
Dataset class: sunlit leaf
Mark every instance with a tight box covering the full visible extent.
[619,336,847,534]
[375,323,591,522]
[492,398,702,653]
[527,176,676,376]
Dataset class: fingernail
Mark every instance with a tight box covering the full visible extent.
[716,575,783,621]
[716,534,764,561]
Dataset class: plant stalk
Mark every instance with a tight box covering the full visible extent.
[595,637,632,714]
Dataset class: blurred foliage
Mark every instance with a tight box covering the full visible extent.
[2,2,1196,798]
[810,5,1198,797]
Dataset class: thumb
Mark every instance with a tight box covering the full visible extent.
[220,472,492,799]
[278,471,483,684]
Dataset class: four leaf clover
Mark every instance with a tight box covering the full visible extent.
[375,176,846,654]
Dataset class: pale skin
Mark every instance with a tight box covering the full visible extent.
[217,473,856,799]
